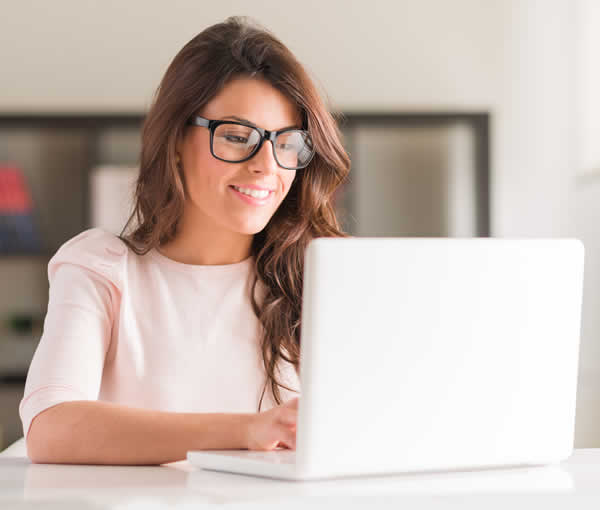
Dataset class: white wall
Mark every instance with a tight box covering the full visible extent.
[572,0,600,449]
[575,0,600,176]
[1,0,597,445]
[0,0,575,238]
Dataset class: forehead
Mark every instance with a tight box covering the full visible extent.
[200,76,301,131]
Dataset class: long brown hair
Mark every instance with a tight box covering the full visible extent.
[119,16,350,410]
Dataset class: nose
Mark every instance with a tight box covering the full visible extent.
[248,139,279,174]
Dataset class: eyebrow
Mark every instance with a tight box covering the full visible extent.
[222,115,300,131]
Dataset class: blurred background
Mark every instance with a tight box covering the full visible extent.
[0,0,598,450]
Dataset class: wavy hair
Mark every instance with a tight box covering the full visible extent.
[119,16,350,410]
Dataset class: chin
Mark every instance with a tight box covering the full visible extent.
[233,218,272,236]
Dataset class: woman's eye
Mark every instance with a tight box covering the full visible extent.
[224,135,248,144]
[277,143,295,151]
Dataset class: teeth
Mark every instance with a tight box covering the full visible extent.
[233,186,270,199]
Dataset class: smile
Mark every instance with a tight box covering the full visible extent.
[232,185,271,199]
[229,185,274,205]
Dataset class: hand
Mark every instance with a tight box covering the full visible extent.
[245,397,298,451]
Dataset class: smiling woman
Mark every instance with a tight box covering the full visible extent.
[19,16,350,465]
[169,77,301,249]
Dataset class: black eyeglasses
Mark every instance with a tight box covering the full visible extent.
[186,116,315,170]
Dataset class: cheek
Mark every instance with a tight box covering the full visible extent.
[280,172,297,197]
[184,153,227,197]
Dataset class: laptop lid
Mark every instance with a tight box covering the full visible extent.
[294,238,584,479]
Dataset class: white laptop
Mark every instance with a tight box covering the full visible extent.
[188,237,585,481]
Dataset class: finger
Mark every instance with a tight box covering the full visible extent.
[276,425,297,450]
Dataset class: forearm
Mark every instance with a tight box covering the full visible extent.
[26,400,251,465]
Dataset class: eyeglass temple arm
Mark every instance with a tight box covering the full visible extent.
[187,116,210,127]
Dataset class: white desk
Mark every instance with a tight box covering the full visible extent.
[1,449,600,509]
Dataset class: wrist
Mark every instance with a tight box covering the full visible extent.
[238,413,254,450]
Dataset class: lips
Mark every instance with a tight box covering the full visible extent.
[229,185,274,205]
[230,184,276,192]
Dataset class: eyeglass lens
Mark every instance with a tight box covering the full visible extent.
[212,124,313,169]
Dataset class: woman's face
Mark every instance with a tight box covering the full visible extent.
[176,76,300,236]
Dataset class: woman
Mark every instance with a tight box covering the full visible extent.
[19,16,349,465]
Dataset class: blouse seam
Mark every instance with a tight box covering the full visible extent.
[20,384,88,409]
[51,261,123,295]
[148,249,253,275]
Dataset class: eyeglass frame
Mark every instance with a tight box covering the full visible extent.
[185,115,315,170]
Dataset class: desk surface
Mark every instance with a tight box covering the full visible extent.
[1,449,600,509]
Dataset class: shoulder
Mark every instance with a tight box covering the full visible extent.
[48,228,129,292]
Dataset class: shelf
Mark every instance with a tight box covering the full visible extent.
[0,374,26,385]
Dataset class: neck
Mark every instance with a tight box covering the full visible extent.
[158,208,253,266]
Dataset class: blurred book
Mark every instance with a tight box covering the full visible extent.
[0,165,42,254]
[90,165,139,235]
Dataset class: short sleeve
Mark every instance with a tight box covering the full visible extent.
[19,228,127,439]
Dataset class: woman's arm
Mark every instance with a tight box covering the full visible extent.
[26,400,249,465]
[26,397,298,465]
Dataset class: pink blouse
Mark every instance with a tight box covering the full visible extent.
[19,228,300,438]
